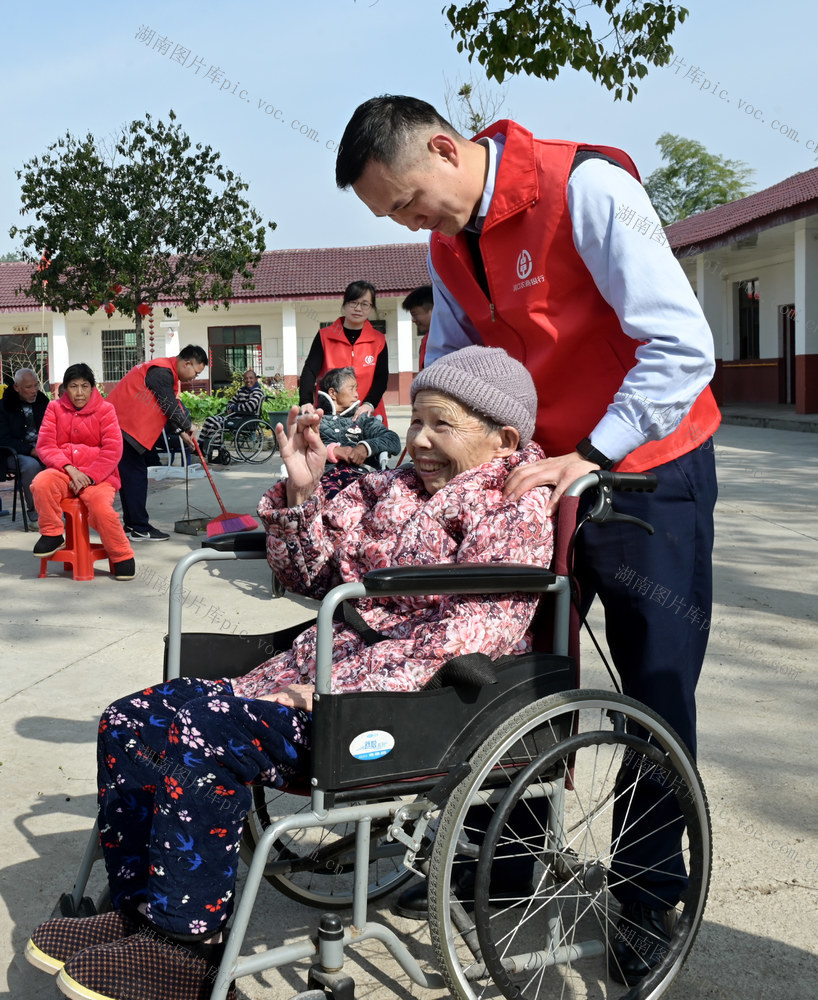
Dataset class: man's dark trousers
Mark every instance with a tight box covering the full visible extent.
[575,440,718,908]
[118,436,152,533]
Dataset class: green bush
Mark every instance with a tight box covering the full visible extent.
[180,385,299,425]
[179,390,227,423]
[261,388,299,418]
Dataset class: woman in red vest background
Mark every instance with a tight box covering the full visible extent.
[299,281,389,423]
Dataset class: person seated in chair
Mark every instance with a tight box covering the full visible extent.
[315,366,401,498]
[30,363,135,581]
[198,369,264,460]
[26,346,554,1000]
[0,367,49,522]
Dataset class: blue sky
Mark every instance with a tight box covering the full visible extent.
[1,0,813,253]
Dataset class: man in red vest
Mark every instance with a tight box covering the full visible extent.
[336,96,719,986]
[107,345,207,541]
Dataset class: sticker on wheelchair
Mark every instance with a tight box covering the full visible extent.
[349,730,395,761]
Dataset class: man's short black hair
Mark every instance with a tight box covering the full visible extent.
[62,363,96,388]
[402,285,434,312]
[336,95,457,190]
[178,345,208,366]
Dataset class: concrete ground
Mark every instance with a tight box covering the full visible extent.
[1,416,816,999]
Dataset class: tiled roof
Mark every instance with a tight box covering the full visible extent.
[667,167,818,252]
[0,262,40,313]
[0,242,430,314]
[239,243,430,301]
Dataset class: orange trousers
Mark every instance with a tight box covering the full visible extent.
[31,469,134,563]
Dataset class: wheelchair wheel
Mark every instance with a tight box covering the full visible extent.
[235,418,276,463]
[239,787,412,909]
[428,690,710,1000]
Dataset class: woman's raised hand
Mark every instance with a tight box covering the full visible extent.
[276,405,328,506]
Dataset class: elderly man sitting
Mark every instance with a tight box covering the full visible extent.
[0,368,49,521]
[198,369,265,461]
[26,346,554,1000]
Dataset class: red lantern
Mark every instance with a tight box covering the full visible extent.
[136,303,151,317]
[113,284,123,295]
[103,301,115,316]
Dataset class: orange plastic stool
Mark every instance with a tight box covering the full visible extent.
[38,497,114,581]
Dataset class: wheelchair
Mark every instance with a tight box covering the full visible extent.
[53,471,711,1000]
[199,408,288,466]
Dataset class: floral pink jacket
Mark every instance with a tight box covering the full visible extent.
[231,442,554,698]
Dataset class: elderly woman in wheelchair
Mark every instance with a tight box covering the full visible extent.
[27,346,561,999]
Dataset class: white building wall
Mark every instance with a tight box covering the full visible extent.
[3,294,419,392]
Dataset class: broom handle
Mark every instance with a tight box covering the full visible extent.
[191,437,228,517]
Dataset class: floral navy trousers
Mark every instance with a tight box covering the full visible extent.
[97,676,312,937]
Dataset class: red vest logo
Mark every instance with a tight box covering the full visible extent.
[364,354,375,366]
[516,249,533,280]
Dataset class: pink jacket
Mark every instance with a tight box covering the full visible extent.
[232,443,554,697]
[37,389,124,488]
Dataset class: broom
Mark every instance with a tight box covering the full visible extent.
[191,438,259,537]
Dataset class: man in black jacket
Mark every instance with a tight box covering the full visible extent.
[0,368,49,520]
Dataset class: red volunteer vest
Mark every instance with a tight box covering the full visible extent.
[430,121,721,472]
[418,333,429,371]
[107,357,180,450]
[318,319,388,422]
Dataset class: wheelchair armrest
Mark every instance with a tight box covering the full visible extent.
[362,562,556,595]
[202,530,267,553]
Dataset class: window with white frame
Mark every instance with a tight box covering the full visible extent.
[102,329,140,381]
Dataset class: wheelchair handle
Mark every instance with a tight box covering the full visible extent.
[563,470,658,498]
[564,471,657,534]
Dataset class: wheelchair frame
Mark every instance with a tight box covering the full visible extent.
[56,471,711,1000]
[201,406,287,466]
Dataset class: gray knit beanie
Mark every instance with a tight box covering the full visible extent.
[410,346,537,446]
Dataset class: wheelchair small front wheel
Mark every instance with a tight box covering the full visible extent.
[428,690,710,1000]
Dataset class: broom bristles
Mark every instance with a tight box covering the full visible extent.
[206,512,259,537]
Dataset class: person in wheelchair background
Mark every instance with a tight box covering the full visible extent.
[313,365,401,498]
[26,345,555,1000]
[197,368,265,463]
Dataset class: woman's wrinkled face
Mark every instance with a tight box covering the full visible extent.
[331,376,359,412]
[65,378,93,410]
[407,390,509,495]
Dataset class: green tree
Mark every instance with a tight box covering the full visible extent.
[10,110,274,355]
[0,251,22,262]
[444,1,688,100]
[644,133,755,225]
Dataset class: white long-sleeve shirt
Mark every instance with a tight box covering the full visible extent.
[426,135,715,462]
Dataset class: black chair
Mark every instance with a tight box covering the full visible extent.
[0,446,30,531]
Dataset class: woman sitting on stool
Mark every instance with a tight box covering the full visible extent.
[30,363,135,581]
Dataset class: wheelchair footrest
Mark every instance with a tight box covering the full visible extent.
[52,892,97,920]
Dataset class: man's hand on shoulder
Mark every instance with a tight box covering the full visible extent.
[504,452,601,515]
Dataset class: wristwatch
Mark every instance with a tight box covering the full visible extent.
[575,437,615,471]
